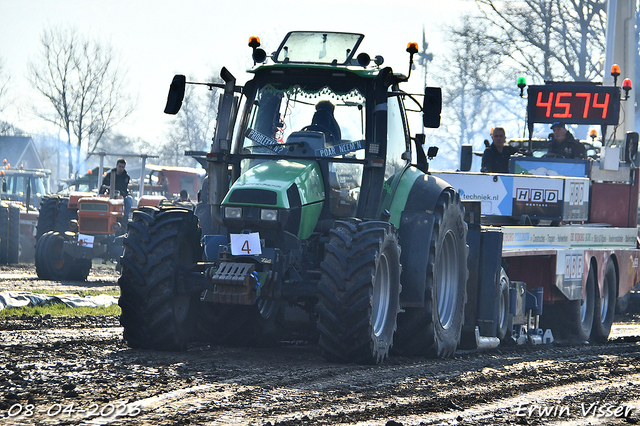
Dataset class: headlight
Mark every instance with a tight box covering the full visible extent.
[260,209,278,221]
[224,207,243,219]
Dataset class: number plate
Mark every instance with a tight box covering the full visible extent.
[78,234,94,246]
[230,233,262,256]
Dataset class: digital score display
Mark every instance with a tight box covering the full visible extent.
[527,84,620,126]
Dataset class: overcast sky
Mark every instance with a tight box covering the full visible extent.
[0,0,469,146]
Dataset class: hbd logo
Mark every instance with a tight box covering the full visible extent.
[516,188,559,203]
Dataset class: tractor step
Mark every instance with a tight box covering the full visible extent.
[201,262,256,305]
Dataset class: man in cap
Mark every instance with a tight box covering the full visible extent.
[547,122,586,159]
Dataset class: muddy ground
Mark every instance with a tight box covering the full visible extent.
[1,264,640,425]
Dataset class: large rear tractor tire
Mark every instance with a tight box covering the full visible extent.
[317,220,402,364]
[119,207,203,351]
[394,189,468,358]
[8,204,20,264]
[541,263,595,344]
[36,195,59,242]
[591,261,617,343]
[54,197,76,233]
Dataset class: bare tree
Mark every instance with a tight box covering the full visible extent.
[475,0,606,82]
[159,75,220,167]
[28,26,135,178]
[429,16,524,168]
[0,57,9,113]
[426,0,607,169]
[0,56,16,135]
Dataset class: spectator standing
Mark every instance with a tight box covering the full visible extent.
[481,127,518,173]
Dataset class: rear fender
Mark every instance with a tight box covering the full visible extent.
[395,171,455,307]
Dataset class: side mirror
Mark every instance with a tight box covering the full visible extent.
[423,87,442,128]
[427,146,439,159]
[164,74,186,115]
[460,144,473,172]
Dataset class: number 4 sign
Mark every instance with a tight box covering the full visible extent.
[230,233,262,256]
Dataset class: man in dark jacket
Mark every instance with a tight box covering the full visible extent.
[100,158,132,218]
[547,122,586,159]
[481,127,517,173]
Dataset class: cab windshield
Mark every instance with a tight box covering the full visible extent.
[240,84,366,160]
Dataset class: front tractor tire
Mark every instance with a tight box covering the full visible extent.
[34,231,92,281]
[118,207,203,351]
[317,221,402,364]
[394,189,468,358]
[35,231,72,280]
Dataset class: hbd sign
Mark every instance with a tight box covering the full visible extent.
[512,177,563,220]
[515,188,559,204]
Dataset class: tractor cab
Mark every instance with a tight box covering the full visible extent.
[224,33,438,239]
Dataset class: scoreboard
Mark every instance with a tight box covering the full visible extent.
[527,84,621,126]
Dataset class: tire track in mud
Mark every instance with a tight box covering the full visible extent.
[9,327,631,426]
[2,263,640,425]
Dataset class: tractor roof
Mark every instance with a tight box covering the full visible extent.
[248,31,388,79]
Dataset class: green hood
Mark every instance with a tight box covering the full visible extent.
[223,159,325,239]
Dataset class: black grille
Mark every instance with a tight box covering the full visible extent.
[79,217,109,233]
[228,189,277,205]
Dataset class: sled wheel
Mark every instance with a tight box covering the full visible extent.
[591,261,617,343]
[542,262,595,344]
[394,189,468,358]
[317,220,402,364]
[496,268,513,341]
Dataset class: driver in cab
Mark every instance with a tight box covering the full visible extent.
[306,100,341,144]
[548,122,586,159]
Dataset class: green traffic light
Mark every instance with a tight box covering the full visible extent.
[517,76,527,88]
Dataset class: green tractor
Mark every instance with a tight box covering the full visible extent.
[118,32,471,364]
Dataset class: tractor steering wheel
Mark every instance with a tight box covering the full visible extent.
[301,124,335,141]
[542,152,565,158]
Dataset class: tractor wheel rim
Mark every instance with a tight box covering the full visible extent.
[372,250,390,337]
[437,230,459,330]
